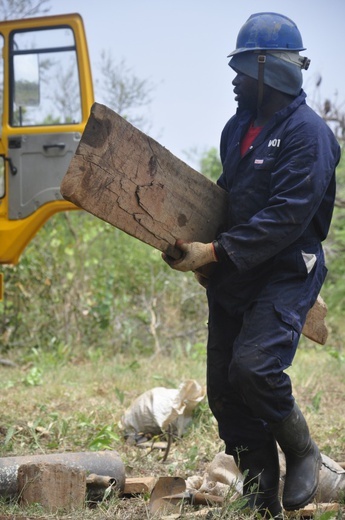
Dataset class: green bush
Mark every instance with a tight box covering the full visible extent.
[0,211,208,359]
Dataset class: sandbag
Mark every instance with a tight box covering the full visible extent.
[186,450,345,503]
[121,379,206,438]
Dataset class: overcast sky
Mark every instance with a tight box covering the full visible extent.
[49,0,344,166]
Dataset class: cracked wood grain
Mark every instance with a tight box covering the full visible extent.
[61,102,228,259]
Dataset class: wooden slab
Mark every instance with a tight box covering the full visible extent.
[288,502,340,517]
[60,103,328,345]
[123,476,157,495]
[302,294,328,345]
[17,462,86,512]
[61,102,228,260]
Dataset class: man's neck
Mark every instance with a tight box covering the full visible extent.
[255,91,295,126]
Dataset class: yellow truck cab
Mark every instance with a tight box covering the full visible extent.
[0,13,94,267]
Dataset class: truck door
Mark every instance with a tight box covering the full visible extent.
[0,14,94,264]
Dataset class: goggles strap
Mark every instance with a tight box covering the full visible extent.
[257,53,266,109]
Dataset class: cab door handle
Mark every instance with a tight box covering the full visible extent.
[43,143,66,151]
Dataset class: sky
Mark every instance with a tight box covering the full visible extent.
[47,0,345,167]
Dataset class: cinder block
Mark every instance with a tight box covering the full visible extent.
[18,462,86,512]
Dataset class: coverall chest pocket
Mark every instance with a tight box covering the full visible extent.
[229,154,278,224]
[234,156,276,217]
[253,156,277,172]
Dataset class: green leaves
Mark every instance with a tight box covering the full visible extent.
[0,210,207,359]
[88,425,119,451]
[22,366,43,387]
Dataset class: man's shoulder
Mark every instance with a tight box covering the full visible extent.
[285,101,340,157]
[287,101,333,133]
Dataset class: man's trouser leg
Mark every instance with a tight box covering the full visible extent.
[206,301,282,517]
[225,296,321,510]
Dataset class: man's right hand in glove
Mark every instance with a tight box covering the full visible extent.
[162,239,218,272]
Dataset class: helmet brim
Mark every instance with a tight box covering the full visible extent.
[227,46,306,58]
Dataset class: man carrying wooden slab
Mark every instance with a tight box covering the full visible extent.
[163,12,341,519]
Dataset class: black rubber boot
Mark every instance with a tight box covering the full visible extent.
[270,402,321,511]
[234,437,282,518]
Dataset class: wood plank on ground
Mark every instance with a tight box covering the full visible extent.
[17,462,86,513]
[123,476,157,495]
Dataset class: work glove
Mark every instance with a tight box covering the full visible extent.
[162,239,217,272]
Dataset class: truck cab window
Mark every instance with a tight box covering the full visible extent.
[10,26,82,127]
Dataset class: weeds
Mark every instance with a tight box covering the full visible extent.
[0,348,343,518]
[88,424,120,451]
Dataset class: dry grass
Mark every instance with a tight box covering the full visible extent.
[0,343,344,519]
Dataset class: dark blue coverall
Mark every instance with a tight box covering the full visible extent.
[207,90,341,456]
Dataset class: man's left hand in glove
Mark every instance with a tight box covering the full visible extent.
[162,239,218,272]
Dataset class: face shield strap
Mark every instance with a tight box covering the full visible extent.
[257,53,266,110]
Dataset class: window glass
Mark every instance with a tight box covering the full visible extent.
[11,26,81,126]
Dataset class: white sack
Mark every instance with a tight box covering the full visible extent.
[186,451,243,499]
[188,450,345,503]
[121,379,206,437]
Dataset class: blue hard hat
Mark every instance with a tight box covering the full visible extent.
[228,12,306,56]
